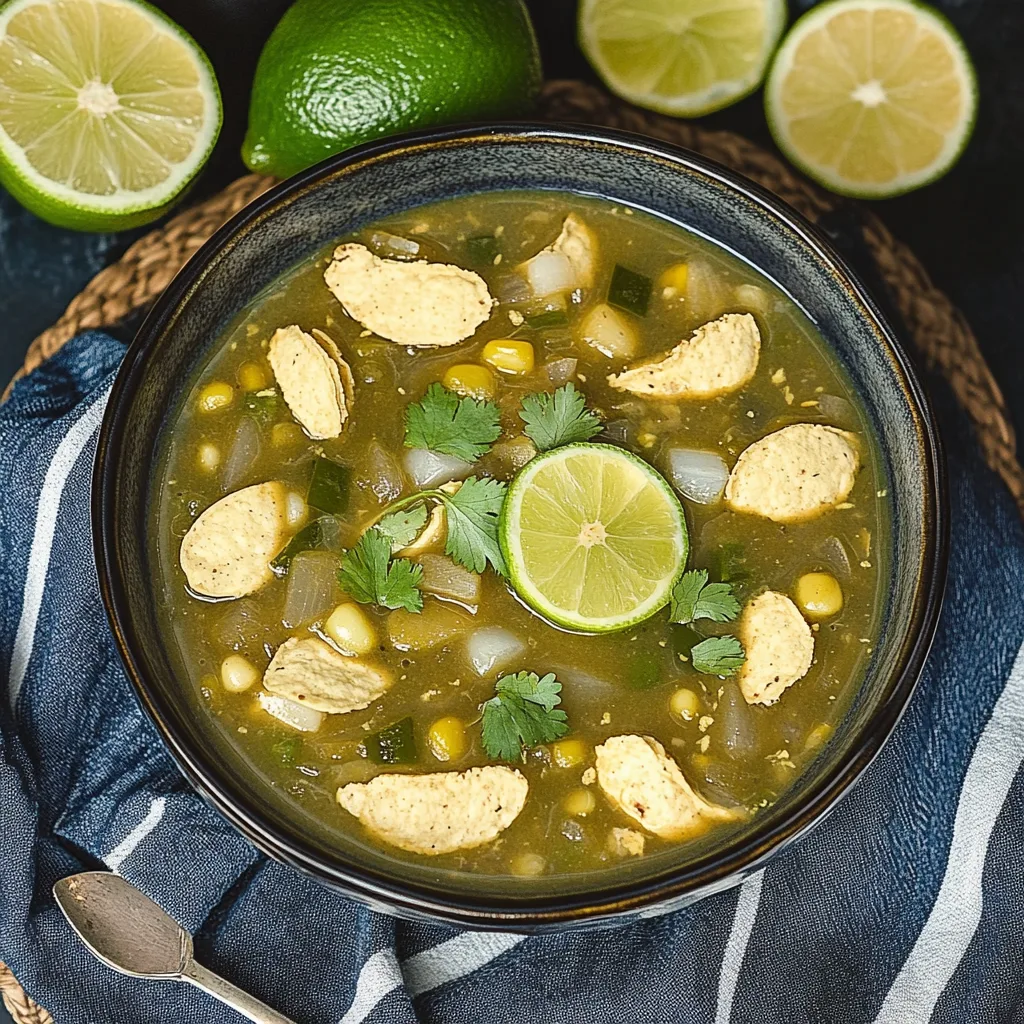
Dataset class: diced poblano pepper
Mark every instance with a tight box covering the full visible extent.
[608,264,652,317]
[368,717,417,764]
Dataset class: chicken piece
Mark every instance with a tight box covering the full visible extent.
[267,325,354,439]
[336,765,528,855]
[725,422,860,523]
[179,482,289,599]
[323,243,493,347]
[595,734,743,840]
[737,591,814,706]
[607,313,760,399]
[263,637,390,714]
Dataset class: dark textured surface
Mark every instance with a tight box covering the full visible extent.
[2,0,1021,437]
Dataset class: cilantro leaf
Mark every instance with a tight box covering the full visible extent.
[690,635,745,676]
[338,528,423,612]
[481,671,569,760]
[377,558,424,612]
[375,503,428,550]
[404,383,501,461]
[670,570,741,624]
[518,383,602,452]
[438,476,508,576]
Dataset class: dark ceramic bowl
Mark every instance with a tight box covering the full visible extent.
[94,124,947,931]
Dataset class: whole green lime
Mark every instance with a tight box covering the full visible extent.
[242,0,542,178]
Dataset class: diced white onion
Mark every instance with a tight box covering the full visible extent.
[816,394,856,425]
[257,691,323,732]
[467,626,525,676]
[404,448,474,489]
[370,231,420,256]
[523,250,575,297]
[545,357,578,384]
[419,554,481,609]
[283,551,337,628]
[285,491,307,529]
[221,416,260,490]
[361,442,405,504]
[668,449,730,505]
[577,302,637,358]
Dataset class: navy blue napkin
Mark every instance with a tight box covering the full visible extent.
[1,332,1022,1024]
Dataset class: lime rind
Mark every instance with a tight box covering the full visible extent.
[500,443,688,634]
[764,0,978,199]
[578,0,788,118]
[0,0,222,230]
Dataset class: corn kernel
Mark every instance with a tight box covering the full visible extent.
[480,339,535,375]
[657,262,689,293]
[669,687,699,722]
[551,738,587,768]
[272,422,305,448]
[221,654,259,693]
[238,361,270,392]
[563,787,596,816]
[197,443,220,473]
[197,381,234,412]
[324,603,377,655]
[510,852,546,877]
[427,716,467,762]
[795,572,843,620]
[442,363,497,400]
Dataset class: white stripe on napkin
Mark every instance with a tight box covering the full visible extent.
[715,870,765,1024]
[339,932,524,1024]
[8,387,111,706]
[339,948,401,1024]
[105,796,167,872]
[874,639,1024,1022]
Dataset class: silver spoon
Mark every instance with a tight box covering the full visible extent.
[54,871,297,1024]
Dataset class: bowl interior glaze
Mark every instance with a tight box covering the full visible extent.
[95,125,946,930]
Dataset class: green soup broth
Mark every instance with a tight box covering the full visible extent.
[154,190,889,882]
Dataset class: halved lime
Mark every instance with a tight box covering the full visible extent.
[0,0,221,231]
[500,443,688,633]
[579,0,787,117]
[765,0,977,198]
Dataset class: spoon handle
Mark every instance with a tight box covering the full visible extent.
[182,959,297,1024]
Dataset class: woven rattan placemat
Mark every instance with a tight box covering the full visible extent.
[1,78,1019,1021]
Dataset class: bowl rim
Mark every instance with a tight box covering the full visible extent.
[93,121,948,930]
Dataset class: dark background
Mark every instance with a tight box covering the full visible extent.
[0,2,1017,1017]
[2,0,1021,434]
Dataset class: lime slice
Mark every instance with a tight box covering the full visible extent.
[500,444,688,633]
[0,0,221,230]
[765,0,977,198]
[578,0,787,117]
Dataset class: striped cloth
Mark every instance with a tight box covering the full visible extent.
[1,332,1022,1024]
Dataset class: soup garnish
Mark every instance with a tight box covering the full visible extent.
[156,191,888,880]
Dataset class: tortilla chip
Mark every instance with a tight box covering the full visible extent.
[179,482,289,599]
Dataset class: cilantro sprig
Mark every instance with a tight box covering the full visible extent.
[690,636,746,676]
[480,671,569,761]
[670,570,741,625]
[340,475,508,613]
[439,476,507,575]
[518,383,602,452]
[405,383,501,461]
[669,570,746,676]
[338,529,424,613]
